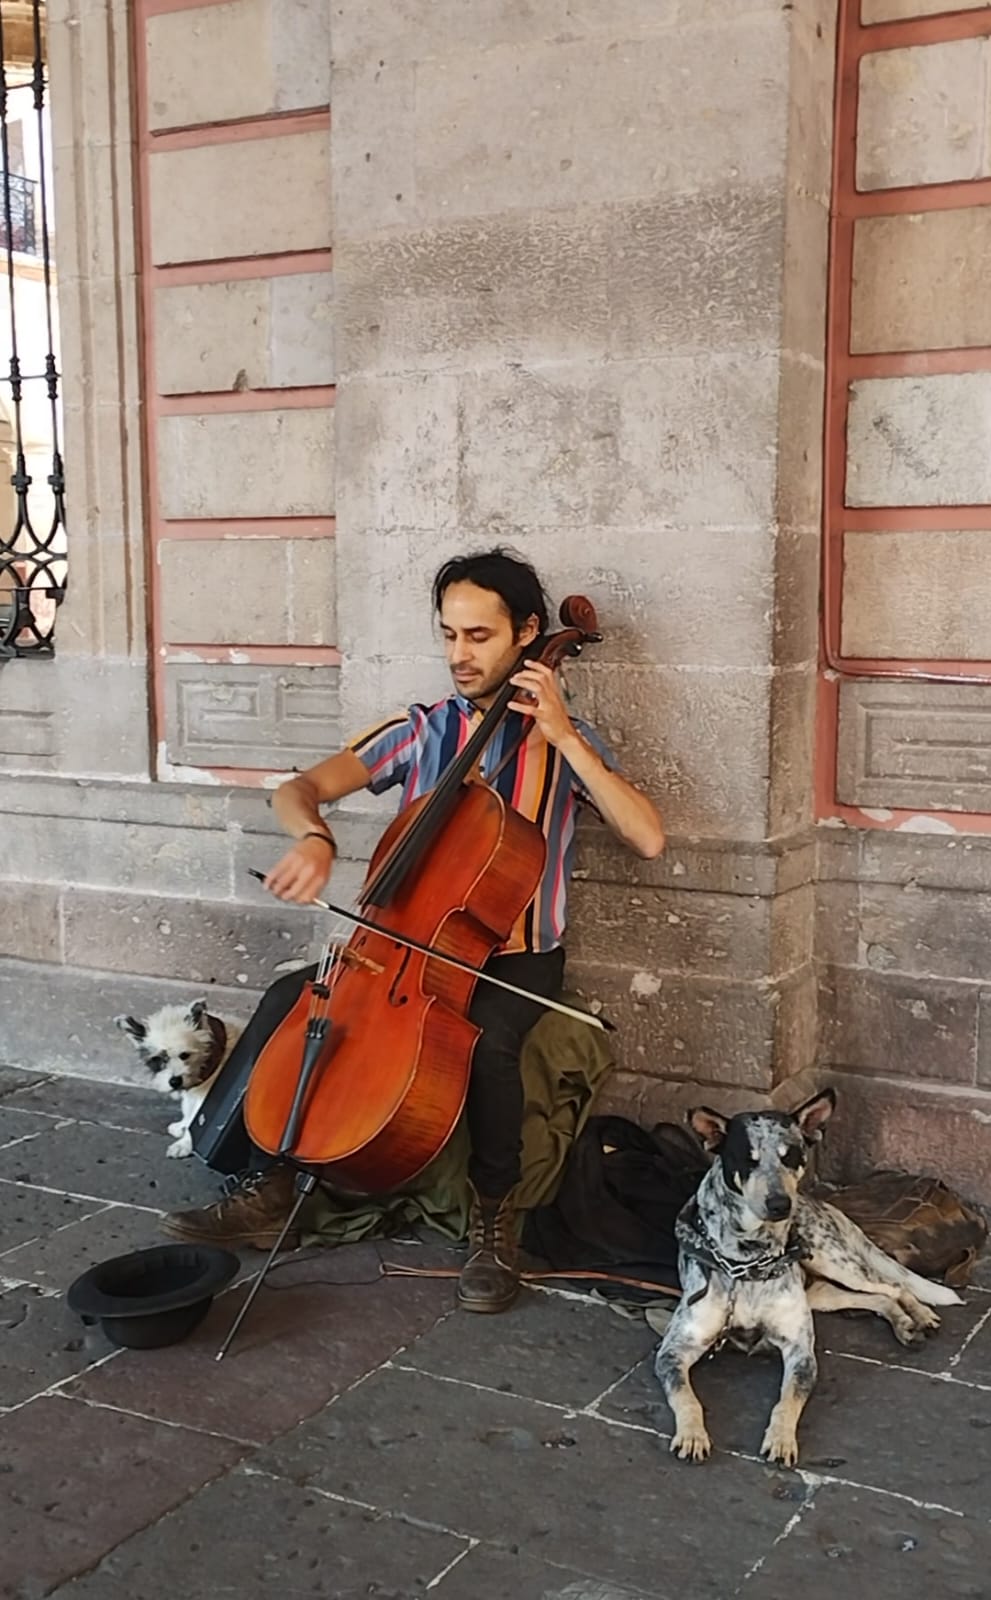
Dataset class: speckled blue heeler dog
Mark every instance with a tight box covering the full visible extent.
[655,1089,962,1469]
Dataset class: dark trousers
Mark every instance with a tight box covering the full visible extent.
[237,948,565,1198]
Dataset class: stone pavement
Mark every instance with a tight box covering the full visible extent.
[1,1064,989,1600]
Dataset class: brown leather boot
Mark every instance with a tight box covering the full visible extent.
[160,1166,300,1250]
[457,1185,520,1314]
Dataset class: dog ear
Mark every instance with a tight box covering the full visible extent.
[187,999,208,1025]
[114,1015,146,1041]
[687,1106,728,1151]
[794,1087,836,1143]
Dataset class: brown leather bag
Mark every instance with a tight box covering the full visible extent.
[825,1170,988,1289]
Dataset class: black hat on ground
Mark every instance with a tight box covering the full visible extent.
[67,1243,239,1349]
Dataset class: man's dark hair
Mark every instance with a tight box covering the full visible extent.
[432,546,550,639]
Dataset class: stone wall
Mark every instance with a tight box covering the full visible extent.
[14,0,991,1205]
[0,0,835,1123]
[815,0,991,1198]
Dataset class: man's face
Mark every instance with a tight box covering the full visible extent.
[439,580,539,705]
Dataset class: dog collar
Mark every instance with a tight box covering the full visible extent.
[677,1201,807,1291]
[203,1013,228,1071]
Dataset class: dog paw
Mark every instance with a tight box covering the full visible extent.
[670,1425,711,1463]
[760,1423,799,1469]
[166,1136,192,1159]
[167,1121,185,1138]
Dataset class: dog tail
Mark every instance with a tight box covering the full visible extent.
[893,1266,963,1307]
[821,1200,964,1306]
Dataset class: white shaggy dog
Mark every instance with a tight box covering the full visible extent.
[114,999,241,1158]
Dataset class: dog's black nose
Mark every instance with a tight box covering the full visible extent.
[168,1076,184,1091]
[765,1195,792,1221]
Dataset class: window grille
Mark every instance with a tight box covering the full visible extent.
[0,0,65,659]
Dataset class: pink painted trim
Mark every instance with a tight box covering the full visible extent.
[157,387,336,416]
[153,250,333,287]
[826,804,991,834]
[161,645,342,665]
[142,0,244,16]
[144,108,330,154]
[844,507,991,531]
[848,176,991,216]
[856,8,991,51]
[848,346,991,376]
[162,517,336,539]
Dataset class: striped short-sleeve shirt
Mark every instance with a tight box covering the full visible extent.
[348,694,619,955]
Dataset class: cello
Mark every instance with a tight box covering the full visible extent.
[217,597,604,1357]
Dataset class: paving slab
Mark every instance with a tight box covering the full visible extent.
[43,1466,465,1600]
[256,1363,802,1597]
[0,1119,220,1210]
[429,1550,663,1600]
[0,1067,48,1098]
[0,1285,114,1407]
[399,1285,656,1407]
[950,1303,991,1386]
[817,1294,987,1375]
[744,1481,991,1600]
[67,1244,451,1445]
[6,1074,174,1136]
[0,1183,98,1257]
[0,1202,164,1294]
[0,1394,244,1598]
[0,1104,69,1148]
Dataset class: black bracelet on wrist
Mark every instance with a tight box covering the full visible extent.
[302,830,336,852]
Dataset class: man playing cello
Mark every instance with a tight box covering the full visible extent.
[163,548,665,1313]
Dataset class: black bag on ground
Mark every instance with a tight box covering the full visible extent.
[522,1114,708,1296]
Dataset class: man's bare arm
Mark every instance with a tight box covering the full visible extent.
[264,750,371,904]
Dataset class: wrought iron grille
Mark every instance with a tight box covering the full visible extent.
[0,0,65,658]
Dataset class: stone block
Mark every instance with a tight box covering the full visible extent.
[572,662,772,840]
[0,774,230,831]
[775,352,826,534]
[411,22,789,224]
[785,7,836,206]
[149,130,331,264]
[859,827,991,893]
[0,883,61,964]
[851,209,991,355]
[567,959,778,1090]
[773,528,820,667]
[333,375,458,531]
[1,809,234,899]
[157,409,334,519]
[164,663,341,769]
[857,40,991,192]
[817,1071,991,1203]
[815,879,861,969]
[780,192,830,361]
[331,0,787,65]
[846,374,991,507]
[836,679,991,812]
[146,0,330,130]
[60,887,319,988]
[334,186,783,378]
[818,964,978,1085]
[0,956,258,1079]
[336,524,776,670]
[154,274,334,394]
[842,530,991,659]
[568,882,771,980]
[0,657,150,781]
[768,668,817,836]
[158,536,336,646]
[862,0,989,18]
[772,962,818,1086]
[860,881,991,984]
[456,356,779,531]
